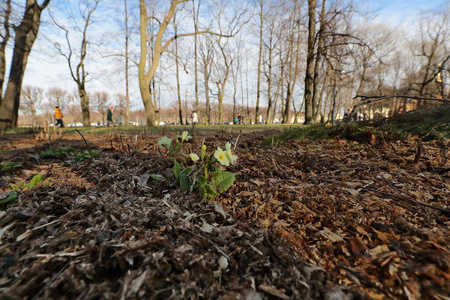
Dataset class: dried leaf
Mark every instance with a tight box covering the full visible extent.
[129,270,147,295]
[218,256,228,270]
[347,188,362,196]
[250,179,265,186]
[200,222,214,234]
[319,228,343,243]
[369,245,390,256]
[175,244,193,253]
[214,202,229,219]
[349,237,368,255]
[0,222,15,244]
[258,284,289,300]
[16,229,33,242]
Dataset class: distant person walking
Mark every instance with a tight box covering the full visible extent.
[107,106,113,126]
[191,111,198,125]
[237,114,242,125]
[54,106,64,128]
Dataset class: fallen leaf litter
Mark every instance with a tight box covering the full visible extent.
[0,130,449,299]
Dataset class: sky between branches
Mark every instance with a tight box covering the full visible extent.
[4,0,448,113]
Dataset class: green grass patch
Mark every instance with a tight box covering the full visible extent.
[75,150,102,161]
[262,124,331,145]
[387,106,450,141]
[40,147,74,159]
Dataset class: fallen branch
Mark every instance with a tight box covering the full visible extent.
[365,187,450,216]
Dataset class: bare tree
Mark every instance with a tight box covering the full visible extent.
[211,36,234,125]
[54,0,99,127]
[121,0,132,126]
[138,0,246,126]
[282,0,302,124]
[20,85,43,126]
[172,10,185,125]
[191,0,201,113]
[198,35,215,125]
[90,91,109,125]
[0,0,50,130]
[254,0,264,124]
[410,7,450,97]
[261,0,283,124]
[46,87,68,109]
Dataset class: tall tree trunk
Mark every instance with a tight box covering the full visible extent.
[173,16,183,125]
[304,0,316,124]
[216,82,224,125]
[312,0,326,122]
[139,0,191,126]
[193,0,200,115]
[78,85,90,126]
[266,35,274,124]
[255,0,264,124]
[139,0,165,126]
[204,66,211,125]
[124,0,130,126]
[283,83,292,123]
[282,4,301,124]
[0,0,12,106]
[0,0,50,130]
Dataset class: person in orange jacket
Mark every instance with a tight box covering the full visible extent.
[54,106,64,128]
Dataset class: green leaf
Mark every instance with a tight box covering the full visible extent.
[210,172,236,194]
[0,191,18,205]
[179,173,192,192]
[28,174,44,188]
[40,147,74,159]
[173,160,181,180]
[202,184,217,199]
[90,150,102,158]
[196,175,207,190]
[180,167,192,175]
[150,174,164,181]
[1,162,22,172]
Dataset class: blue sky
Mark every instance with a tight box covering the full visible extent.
[373,0,447,25]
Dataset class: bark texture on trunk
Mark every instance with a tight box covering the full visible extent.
[0,0,50,130]
[304,0,316,124]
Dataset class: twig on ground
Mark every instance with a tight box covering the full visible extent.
[414,138,422,164]
[233,132,241,150]
[75,129,89,148]
[338,265,396,300]
[181,228,230,261]
[119,134,127,153]
[34,261,71,299]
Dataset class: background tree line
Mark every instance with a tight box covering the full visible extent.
[0,0,449,129]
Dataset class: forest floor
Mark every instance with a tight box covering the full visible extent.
[0,126,449,300]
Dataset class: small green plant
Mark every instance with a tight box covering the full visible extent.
[1,161,23,172]
[157,131,192,158]
[0,191,18,210]
[9,174,46,191]
[158,131,238,200]
[75,150,102,161]
[40,146,74,159]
